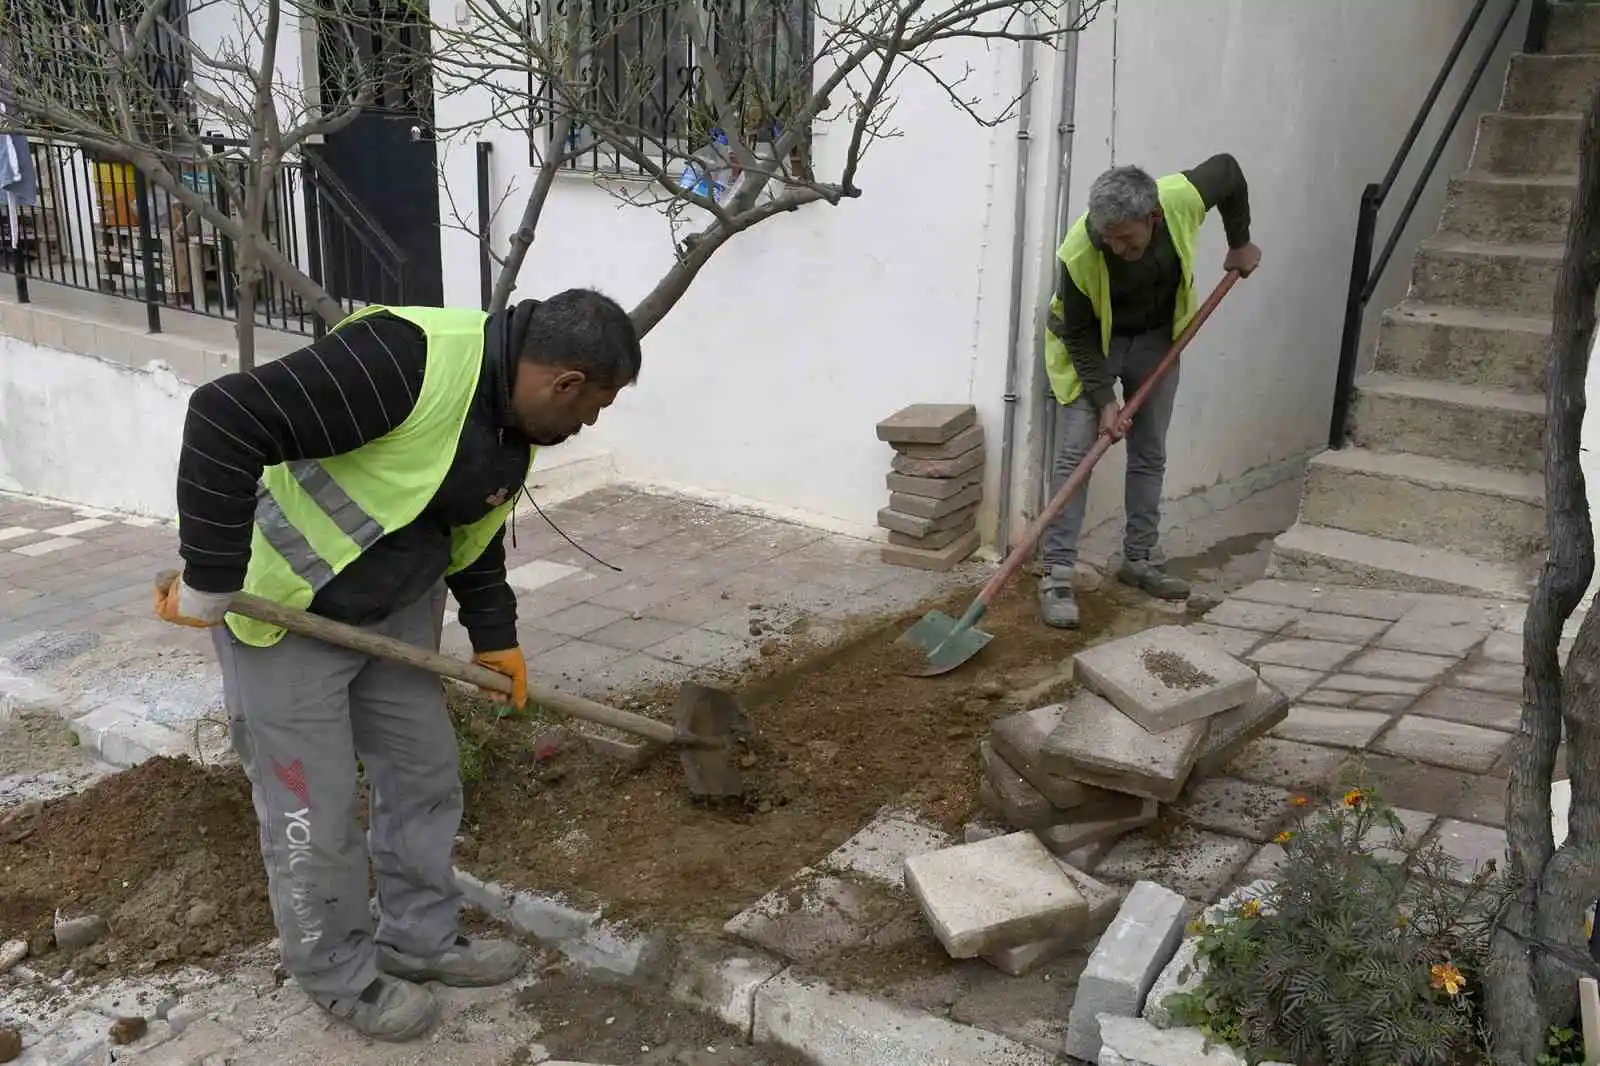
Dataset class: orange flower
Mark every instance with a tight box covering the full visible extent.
[1238,899,1263,919]
[1429,963,1466,996]
[1343,788,1366,808]
[1289,795,1310,808]
[1274,830,1294,845]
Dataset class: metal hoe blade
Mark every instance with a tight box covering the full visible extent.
[672,681,751,800]
[896,610,993,677]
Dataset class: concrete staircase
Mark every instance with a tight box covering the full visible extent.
[1270,5,1600,600]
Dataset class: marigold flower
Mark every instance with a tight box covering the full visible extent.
[1429,962,1466,996]
[1289,794,1310,808]
[1238,899,1262,919]
[1186,918,1206,935]
[1343,788,1366,808]
[1273,830,1294,845]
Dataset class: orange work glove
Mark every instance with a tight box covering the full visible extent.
[472,647,527,710]
[153,574,231,627]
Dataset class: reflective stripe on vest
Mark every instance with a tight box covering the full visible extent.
[254,458,387,592]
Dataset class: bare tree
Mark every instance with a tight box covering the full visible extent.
[1485,81,1600,1064]
[0,0,378,366]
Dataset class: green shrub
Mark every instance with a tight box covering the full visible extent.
[1538,1025,1588,1066]
[1163,767,1514,1066]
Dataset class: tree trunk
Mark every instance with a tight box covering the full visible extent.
[1487,81,1600,1064]
[233,240,261,372]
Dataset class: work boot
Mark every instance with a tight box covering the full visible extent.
[314,975,438,1043]
[1118,557,1190,601]
[1038,584,1081,629]
[378,935,527,988]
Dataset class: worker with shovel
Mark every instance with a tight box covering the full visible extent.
[1038,157,1261,629]
[152,290,642,1041]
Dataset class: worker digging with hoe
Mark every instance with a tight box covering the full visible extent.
[152,290,642,1041]
[1038,156,1261,629]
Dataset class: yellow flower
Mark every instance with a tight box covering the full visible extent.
[1429,963,1466,996]
[1343,788,1366,809]
[1274,830,1294,845]
[1395,913,1410,928]
[1186,918,1206,935]
[1238,899,1262,919]
[1289,794,1310,808]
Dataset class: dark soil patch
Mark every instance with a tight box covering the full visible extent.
[0,756,271,979]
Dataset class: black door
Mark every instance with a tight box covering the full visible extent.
[315,0,443,306]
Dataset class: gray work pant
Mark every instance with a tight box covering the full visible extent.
[1040,328,1179,584]
[212,583,463,998]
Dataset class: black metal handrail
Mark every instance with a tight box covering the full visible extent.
[1326,0,1550,449]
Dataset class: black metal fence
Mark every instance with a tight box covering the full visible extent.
[1,136,408,337]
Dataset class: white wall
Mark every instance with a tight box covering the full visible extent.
[1056,0,1523,535]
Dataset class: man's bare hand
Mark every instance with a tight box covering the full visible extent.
[1098,403,1126,441]
[1224,242,1262,277]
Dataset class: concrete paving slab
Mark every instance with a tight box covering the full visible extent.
[1224,737,1349,791]
[723,869,905,963]
[1379,620,1491,658]
[1271,706,1392,750]
[1410,686,1522,732]
[1401,594,1504,628]
[1481,629,1523,663]
[1373,715,1510,773]
[1185,623,1267,658]
[817,809,952,889]
[1095,828,1257,903]
[978,739,1056,830]
[1175,777,1296,842]
[989,706,1101,809]
[1035,797,1160,857]
[1073,626,1258,732]
[978,863,1122,976]
[1298,687,1357,706]
[1253,664,1321,699]
[1346,648,1459,682]
[1191,681,1291,778]
[1201,600,1303,633]
[1063,881,1187,1062]
[1318,673,1430,695]
[1231,579,1418,620]
[666,942,787,1037]
[1430,819,1509,883]
[904,832,1089,958]
[1039,690,1206,803]
[1248,638,1361,672]
[1240,841,1286,882]
[1454,659,1523,696]
[1099,1015,1266,1065]
[1283,611,1391,645]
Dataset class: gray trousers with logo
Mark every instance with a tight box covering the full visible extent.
[1040,328,1179,586]
[212,582,464,998]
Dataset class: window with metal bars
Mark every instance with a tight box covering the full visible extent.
[527,0,811,174]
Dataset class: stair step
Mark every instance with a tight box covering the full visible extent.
[1549,3,1600,53]
[1350,372,1545,471]
[1503,53,1600,113]
[1269,522,1535,600]
[1302,447,1545,558]
[1410,237,1563,315]
[1473,112,1582,176]
[1376,302,1548,391]
[1441,172,1576,243]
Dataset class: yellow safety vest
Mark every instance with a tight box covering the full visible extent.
[226,305,535,647]
[1043,173,1208,406]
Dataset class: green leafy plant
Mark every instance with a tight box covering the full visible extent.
[1163,767,1516,1066]
[1537,1025,1588,1066]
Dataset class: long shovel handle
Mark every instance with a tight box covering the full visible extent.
[975,270,1241,610]
[154,570,683,746]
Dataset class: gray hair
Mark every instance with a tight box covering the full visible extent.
[1087,165,1159,230]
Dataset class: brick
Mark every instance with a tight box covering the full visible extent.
[1185,623,1265,657]
[875,502,979,538]
[1073,625,1257,733]
[887,518,976,550]
[979,739,1055,829]
[1225,737,1348,790]
[1036,797,1159,856]
[1040,690,1206,803]
[904,832,1089,958]
[891,443,985,479]
[1096,828,1256,902]
[888,483,983,520]
[989,707,1101,808]
[1201,599,1303,632]
[879,529,980,572]
[1248,638,1360,672]
[1346,648,1458,682]
[1175,777,1295,842]
[982,863,1121,976]
[1284,611,1390,644]
[1255,664,1322,699]
[1411,686,1521,732]
[884,470,981,499]
[1430,819,1508,883]
[1374,715,1509,773]
[1379,620,1491,658]
[892,422,985,459]
[818,809,952,889]
[1063,881,1187,1061]
[876,403,977,444]
[1192,680,1291,777]
[1271,706,1391,750]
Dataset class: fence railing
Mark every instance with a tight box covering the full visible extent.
[1,135,408,338]
[1325,0,1549,449]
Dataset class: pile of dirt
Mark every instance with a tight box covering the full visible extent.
[0,757,271,978]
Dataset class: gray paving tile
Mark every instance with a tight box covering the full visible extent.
[586,616,690,652]
[1410,687,1521,733]
[1377,620,1490,658]
[1283,611,1390,645]
[539,601,631,638]
[1224,737,1348,791]
[1271,706,1391,750]
[1202,599,1303,632]
[1254,664,1323,699]
[1186,623,1266,658]
[1345,648,1458,682]
[1248,639,1361,672]
[649,627,752,668]
[1429,819,1508,883]
[1373,715,1509,774]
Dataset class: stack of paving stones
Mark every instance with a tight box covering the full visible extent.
[874,402,984,571]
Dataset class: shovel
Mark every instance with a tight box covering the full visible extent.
[154,571,749,799]
[898,271,1241,677]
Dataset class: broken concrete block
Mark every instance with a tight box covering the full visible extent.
[1036,797,1160,857]
[888,518,976,550]
[892,443,985,479]
[893,422,985,459]
[1191,680,1291,778]
[1143,935,1203,1029]
[880,529,980,572]
[1039,690,1207,803]
[888,483,983,520]
[876,502,979,539]
[904,832,1089,959]
[876,402,978,445]
[981,863,1120,977]
[989,707,1106,809]
[885,470,981,500]
[1074,626,1258,733]
[1064,881,1188,1062]
[1098,1014,1266,1065]
[667,941,787,1038]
